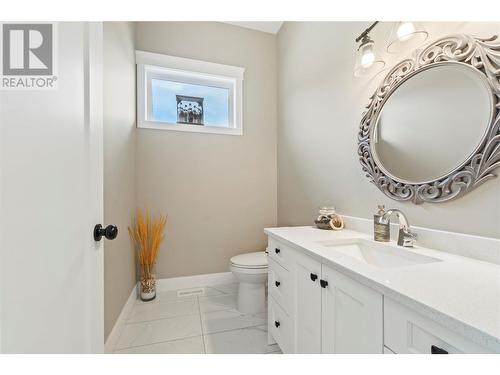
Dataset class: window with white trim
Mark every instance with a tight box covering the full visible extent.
[136,51,244,135]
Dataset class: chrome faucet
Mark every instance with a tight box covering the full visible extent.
[374,208,418,247]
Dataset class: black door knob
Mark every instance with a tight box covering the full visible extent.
[94,224,118,241]
[320,279,329,288]
[310,273,318,282]
[275,248,281,254]
[275,321,280,328]
[275,281,280,287]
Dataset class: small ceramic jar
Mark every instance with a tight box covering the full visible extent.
[314,206,337,230]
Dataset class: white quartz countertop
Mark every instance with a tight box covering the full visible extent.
[264,226,500,352]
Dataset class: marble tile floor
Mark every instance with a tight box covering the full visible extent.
[112,283,282,354]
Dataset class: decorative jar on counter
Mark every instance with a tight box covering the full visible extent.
[314,206,337,230]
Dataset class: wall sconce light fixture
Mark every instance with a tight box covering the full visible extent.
[354,21,385,78]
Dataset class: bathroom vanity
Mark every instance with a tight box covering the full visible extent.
[264,32,500,355]
[265,226,500,354]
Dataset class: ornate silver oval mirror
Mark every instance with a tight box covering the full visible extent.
[358,35,500,204]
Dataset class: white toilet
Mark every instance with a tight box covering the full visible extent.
[230,251,268,314]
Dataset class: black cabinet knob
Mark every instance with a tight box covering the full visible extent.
[275,248,281,254]
[310,273,318,282]
[275,321,280,328]
[431,345,448,354]
[320,279,328,288]
[275,281,281,287]
[93,224,118,241]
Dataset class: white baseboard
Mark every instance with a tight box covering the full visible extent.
[156,271,237,292]
[104,284,137,354]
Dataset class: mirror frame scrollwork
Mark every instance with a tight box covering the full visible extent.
[358,34,500,204]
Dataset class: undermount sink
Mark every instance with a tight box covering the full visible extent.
[317,238,442,268]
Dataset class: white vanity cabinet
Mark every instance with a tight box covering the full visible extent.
[267,237,383,354]
[266,228,499,354]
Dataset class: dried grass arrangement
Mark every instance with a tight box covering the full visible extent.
[128,209,167,301]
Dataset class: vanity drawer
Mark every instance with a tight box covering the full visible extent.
[268,295,293,354]
[267,238,295,271]
[268,257,292,313]
[384,297,492,354]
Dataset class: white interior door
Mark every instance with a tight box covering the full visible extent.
[0,22,103,353]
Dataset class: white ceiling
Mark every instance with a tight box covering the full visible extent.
[224,22,284,34]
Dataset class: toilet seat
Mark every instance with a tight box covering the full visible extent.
[230,251,268,269]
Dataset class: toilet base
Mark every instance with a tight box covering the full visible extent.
[237,282,266,314]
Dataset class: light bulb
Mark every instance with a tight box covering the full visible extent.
[397,22,415,42]
[354,34,385,77]
[387,21,428,54]
[361,50,375,67]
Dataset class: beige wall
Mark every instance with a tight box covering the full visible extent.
[103,22,137,339]
[277,22,500,238]
[135,22,278,278]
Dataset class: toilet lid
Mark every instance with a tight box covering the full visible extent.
[230,252,268,268]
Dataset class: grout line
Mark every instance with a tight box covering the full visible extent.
[197,295,207,354]
[200,308,266,318]
[202,321,269,337]
[124,312,201,326]
[201,324,274,354]
[198,292,238,301]
[198,296,240,315]
[209,284,237,295]
[114,333,204,353]
[199,308,239,315]
[133,296,198,306]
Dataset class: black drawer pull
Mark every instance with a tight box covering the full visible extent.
[275,321,280,328]
[320,279,328,288]
[275,248,281,254]
[275,281,280,287]
[310,273,318,282]
[431,345,448,354]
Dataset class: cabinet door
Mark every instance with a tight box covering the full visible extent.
[321,266,383,353]
[384,297,493,354]
[293,252,322,353]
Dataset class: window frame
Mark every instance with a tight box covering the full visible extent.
[136,50,245,135]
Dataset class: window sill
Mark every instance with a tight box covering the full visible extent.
[137,120,243,136]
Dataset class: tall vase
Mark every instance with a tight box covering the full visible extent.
[140,274,156,302]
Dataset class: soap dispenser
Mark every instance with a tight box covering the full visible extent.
[374,205,390,242]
